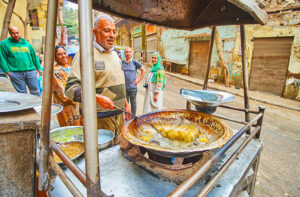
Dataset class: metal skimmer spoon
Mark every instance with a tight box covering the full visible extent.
[114,105,161,133]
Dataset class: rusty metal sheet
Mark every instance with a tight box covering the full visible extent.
[121,110,233,157]
[70,0,267,29]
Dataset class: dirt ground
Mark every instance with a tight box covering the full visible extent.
[136,73,300,197]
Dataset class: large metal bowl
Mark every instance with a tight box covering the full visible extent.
[121,110,233,157]
[97,129,115,150]
[50,126,84,143]
[50,126,115,150]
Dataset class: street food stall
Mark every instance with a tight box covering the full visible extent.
[1,0,267,196]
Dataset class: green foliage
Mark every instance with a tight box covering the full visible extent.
[62,6,79,36]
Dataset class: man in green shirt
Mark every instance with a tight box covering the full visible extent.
[0,26,43,96]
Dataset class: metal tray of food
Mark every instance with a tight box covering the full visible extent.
[51,126,115,151]
[53,141,85,166]
[51,126,84,143]
[0,91,41,113]
[180,89,236,107]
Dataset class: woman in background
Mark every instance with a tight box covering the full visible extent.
[52,46,81,126]
[143,52,166,113]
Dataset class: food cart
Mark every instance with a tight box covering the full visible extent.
[2,0,268,196]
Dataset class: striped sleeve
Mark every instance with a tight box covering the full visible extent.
[65,52,82,102]
[65,76,82,102]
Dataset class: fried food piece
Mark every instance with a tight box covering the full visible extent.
[140,134,153,142]
[198,136,208,143]
[158,125,200,142]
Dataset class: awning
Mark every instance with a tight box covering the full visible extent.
[70,0,267,30]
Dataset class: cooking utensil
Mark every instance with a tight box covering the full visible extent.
[50,126,84,143]
[97,129,114,150]
[114,105,161,133]
[121,109,233,157]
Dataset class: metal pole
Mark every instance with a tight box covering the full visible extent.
[49,154,84,197]
[255,105,266,139]
[203,26,216,90]
[240,25,250,122]
[212,115,247,125]
[196,126,261,196]
[168,113,263,196]
[219,104,259,114]
[1,0,16,40]
[50,141,87,187]
[186,101,191,110]
[77,0,102,196]
[38,0,57,191]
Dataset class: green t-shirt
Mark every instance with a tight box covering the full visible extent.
[0,37,41,74]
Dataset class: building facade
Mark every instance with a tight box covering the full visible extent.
[114,3,300,101]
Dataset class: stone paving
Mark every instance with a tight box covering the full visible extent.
[0,76,15,92]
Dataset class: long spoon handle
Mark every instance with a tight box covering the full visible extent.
[114,105,160,132]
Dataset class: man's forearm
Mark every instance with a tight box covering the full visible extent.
[74,87,82,102]
[65,76,82,102]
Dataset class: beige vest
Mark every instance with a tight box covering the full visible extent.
[70,47,126,112]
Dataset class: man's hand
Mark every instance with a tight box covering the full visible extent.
[154,93,159,102]
[124,100,131,121]
[6,72,10,76]
[133,67,146,85]
[38,70,43,76]
[133,79,140,86]
[96,94,115,110]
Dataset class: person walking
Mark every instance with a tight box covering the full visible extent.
[143,52,166,113]
[65,15,131,144]
[0,26,43,96]
[53,46,81,126]
[121,47,145,116]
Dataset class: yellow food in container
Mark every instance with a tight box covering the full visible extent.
[53,141,85,163]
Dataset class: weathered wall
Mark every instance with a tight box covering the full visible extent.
[160,10,300,100]
[0,0,47,52]
[0,0,32,41]
[117,25,131,46]
[230,10,300,100]
[160,26,235,80]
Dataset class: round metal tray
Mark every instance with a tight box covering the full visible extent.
[0,92,41,113]
[34,103,63,117]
